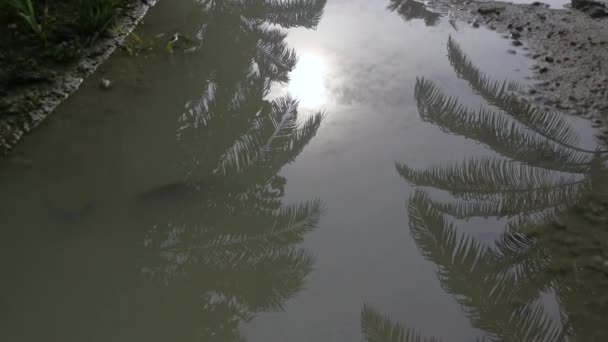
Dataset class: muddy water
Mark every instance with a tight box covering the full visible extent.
[0,0,605,341]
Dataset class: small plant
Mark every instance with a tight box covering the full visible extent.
[46,40,82,63]
[6,0,44,39]
[123,32,145,55]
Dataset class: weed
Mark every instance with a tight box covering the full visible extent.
[46,40,82,63]
[72,0,122,37]
[6,0,45,40]
[123,32,144,55]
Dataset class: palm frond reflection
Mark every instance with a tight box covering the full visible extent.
[131,1,327,341]
[376,37,608,342]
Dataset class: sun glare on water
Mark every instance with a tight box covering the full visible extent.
[288,52,328,109]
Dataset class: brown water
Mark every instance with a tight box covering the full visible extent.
[1,1,606,341]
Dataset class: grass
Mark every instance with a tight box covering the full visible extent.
[72,0,123,37]
[6,0,44,39]
[0,0,133,64]
[0,0,135,90]
[1,0,129,43]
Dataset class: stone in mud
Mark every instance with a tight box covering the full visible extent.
[100,78,112,90]
[545,56,555,63]
[507,49,517,54]
[477,7,503,15]
[471,21,480,28]
[590,7,608,18]
[512,40,523,46]
[572,0,606,10]
[539,67,549,73]
[510,30,521,39]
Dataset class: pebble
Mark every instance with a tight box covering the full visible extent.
[590,8,608,19]
[510,30,521,39]
[471,21,480,28]
[545,56,555,63]
[100,78,112,90]
[512,40,523,46]
[507,49,517,54]
[539,67,549,73]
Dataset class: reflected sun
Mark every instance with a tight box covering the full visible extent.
[288,52,328,109]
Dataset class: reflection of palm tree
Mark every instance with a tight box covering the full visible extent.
[361,305,443,342]
[133,1,327,341]
[365,37,608,341]
[400,37,604,232]
[387,0,441,26]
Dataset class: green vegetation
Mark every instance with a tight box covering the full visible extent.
[72,0,122,37]
[0,0,135,91]
[6,0,43,39]
[2,0,130,43]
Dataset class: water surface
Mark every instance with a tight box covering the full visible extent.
[1,0,605,341]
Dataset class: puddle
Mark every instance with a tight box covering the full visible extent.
[0,0,605,341]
